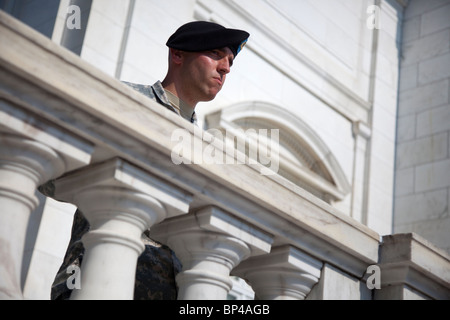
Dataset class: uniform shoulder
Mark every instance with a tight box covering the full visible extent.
[121,81,156,99]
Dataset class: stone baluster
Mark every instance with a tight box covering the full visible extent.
[233,245,322,300]
[53,158,191,300]
[0,97,92,300]
[0,134,66,299]
[150,206,273,300]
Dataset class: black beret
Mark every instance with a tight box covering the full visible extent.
[166,21,249,57]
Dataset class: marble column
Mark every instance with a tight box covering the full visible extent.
[233,245,322,300]
[0,134,65,299]
[70,187,165,300]
[172,231,250,299]
[150,206,273,300]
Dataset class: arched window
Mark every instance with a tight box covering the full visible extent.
[204,101,350,204]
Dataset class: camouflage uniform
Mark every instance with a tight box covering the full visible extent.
[124,80,197,124]
[50,81,192,300]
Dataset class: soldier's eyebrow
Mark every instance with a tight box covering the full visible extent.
[216,48,234,67]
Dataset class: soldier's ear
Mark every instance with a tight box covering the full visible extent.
[169,48,184,65]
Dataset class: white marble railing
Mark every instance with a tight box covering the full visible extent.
[0,11,448,300]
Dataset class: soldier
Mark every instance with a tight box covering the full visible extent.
[50,21,249,300]
[124,20,249,125]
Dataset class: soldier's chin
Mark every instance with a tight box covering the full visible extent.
[201,92,220,102]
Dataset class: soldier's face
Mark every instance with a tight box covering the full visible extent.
[180,47,234,103]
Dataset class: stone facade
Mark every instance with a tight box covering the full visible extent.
[394,0,450,254]
[0,0,449,300]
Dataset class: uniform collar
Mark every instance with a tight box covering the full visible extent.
[152,81,171,106]
[152,81,197,124]
[164,89,196,123]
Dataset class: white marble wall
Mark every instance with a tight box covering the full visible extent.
[80,0,130,77]
[394,0,450,254]
[361,0,403,235]
[119,0,198,83]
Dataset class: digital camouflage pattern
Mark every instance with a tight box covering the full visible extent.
[123,80,197,124]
